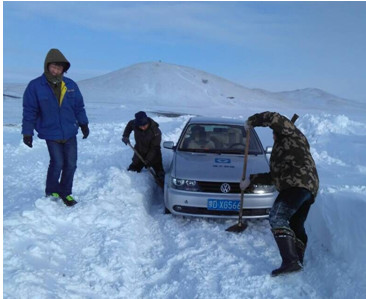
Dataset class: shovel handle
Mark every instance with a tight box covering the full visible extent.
[126,141,164,188]
[238,128,251,222]
[127,142,147,165]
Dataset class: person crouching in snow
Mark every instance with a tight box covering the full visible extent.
[121,111,165,182]
[22,48,89,207]
[241,111,319,276]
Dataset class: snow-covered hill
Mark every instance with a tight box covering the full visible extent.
[3,61,366,298]
[78,61,274,107]
[80,61,366,115]
[4,61,364,119]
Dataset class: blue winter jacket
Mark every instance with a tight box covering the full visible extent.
[22,74,88,140]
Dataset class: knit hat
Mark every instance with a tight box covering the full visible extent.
[135,111,149,126]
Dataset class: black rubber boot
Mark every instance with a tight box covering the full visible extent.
[295,238,306,266]
[271,228,303,277]
[127,163,142,173]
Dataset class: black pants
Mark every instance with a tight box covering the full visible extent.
[129,153,164,178]
[269,187,315,245]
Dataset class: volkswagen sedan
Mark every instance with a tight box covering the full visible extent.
[163,116,277,219]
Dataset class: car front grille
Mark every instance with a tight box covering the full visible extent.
[197,181,241,193]
[173,205,270,217]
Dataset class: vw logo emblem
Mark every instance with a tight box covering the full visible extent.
[220,183,231,193]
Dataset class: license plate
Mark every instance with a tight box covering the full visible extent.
[207,199,240,211]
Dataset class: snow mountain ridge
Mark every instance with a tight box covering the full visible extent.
[78,61,357,111]
[4,61,361,114]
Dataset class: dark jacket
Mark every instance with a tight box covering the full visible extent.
[22,49,88,140]
[123,117,162,164]
[247,112,319,197]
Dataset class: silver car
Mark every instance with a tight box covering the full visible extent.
[163,116,277,219]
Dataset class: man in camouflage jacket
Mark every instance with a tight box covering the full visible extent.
[246,111,319,276]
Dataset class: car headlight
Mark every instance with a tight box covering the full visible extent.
[172,177,200,191]
[251,184,276,194]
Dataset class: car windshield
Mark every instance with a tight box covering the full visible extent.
[178,124,262,154]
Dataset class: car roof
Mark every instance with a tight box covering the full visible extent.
[187,116,245,126]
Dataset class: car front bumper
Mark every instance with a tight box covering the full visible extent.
[164,185,277,219]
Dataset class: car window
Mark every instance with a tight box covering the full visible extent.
[178,124,262,154]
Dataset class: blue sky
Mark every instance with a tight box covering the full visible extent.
[3,1,366,102]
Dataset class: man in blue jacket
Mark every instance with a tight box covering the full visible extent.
[22,48,89,206]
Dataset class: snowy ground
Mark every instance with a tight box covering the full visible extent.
[3,68,366,299]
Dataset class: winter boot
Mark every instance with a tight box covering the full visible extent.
[61,195,78,207]
[271,228,303,277]
[295,238,306,266]
[127,163,142,173]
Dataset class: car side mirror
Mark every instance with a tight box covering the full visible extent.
[163,141,175,149]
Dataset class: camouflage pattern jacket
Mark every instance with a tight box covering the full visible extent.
[247,112,319,197]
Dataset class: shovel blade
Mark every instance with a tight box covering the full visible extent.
[226,221,248,233]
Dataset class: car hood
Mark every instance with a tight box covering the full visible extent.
[172,151,269,182]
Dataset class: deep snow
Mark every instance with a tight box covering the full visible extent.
[3,62,366,298]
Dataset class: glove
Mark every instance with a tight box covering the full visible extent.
[122,136,130,145]
[240,178,251,191]
[244,120,252,131]
[23,135,33,148]
[80,124,89,139]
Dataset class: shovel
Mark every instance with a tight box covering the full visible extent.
[226,128,251,233]
[127,142,164,189]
